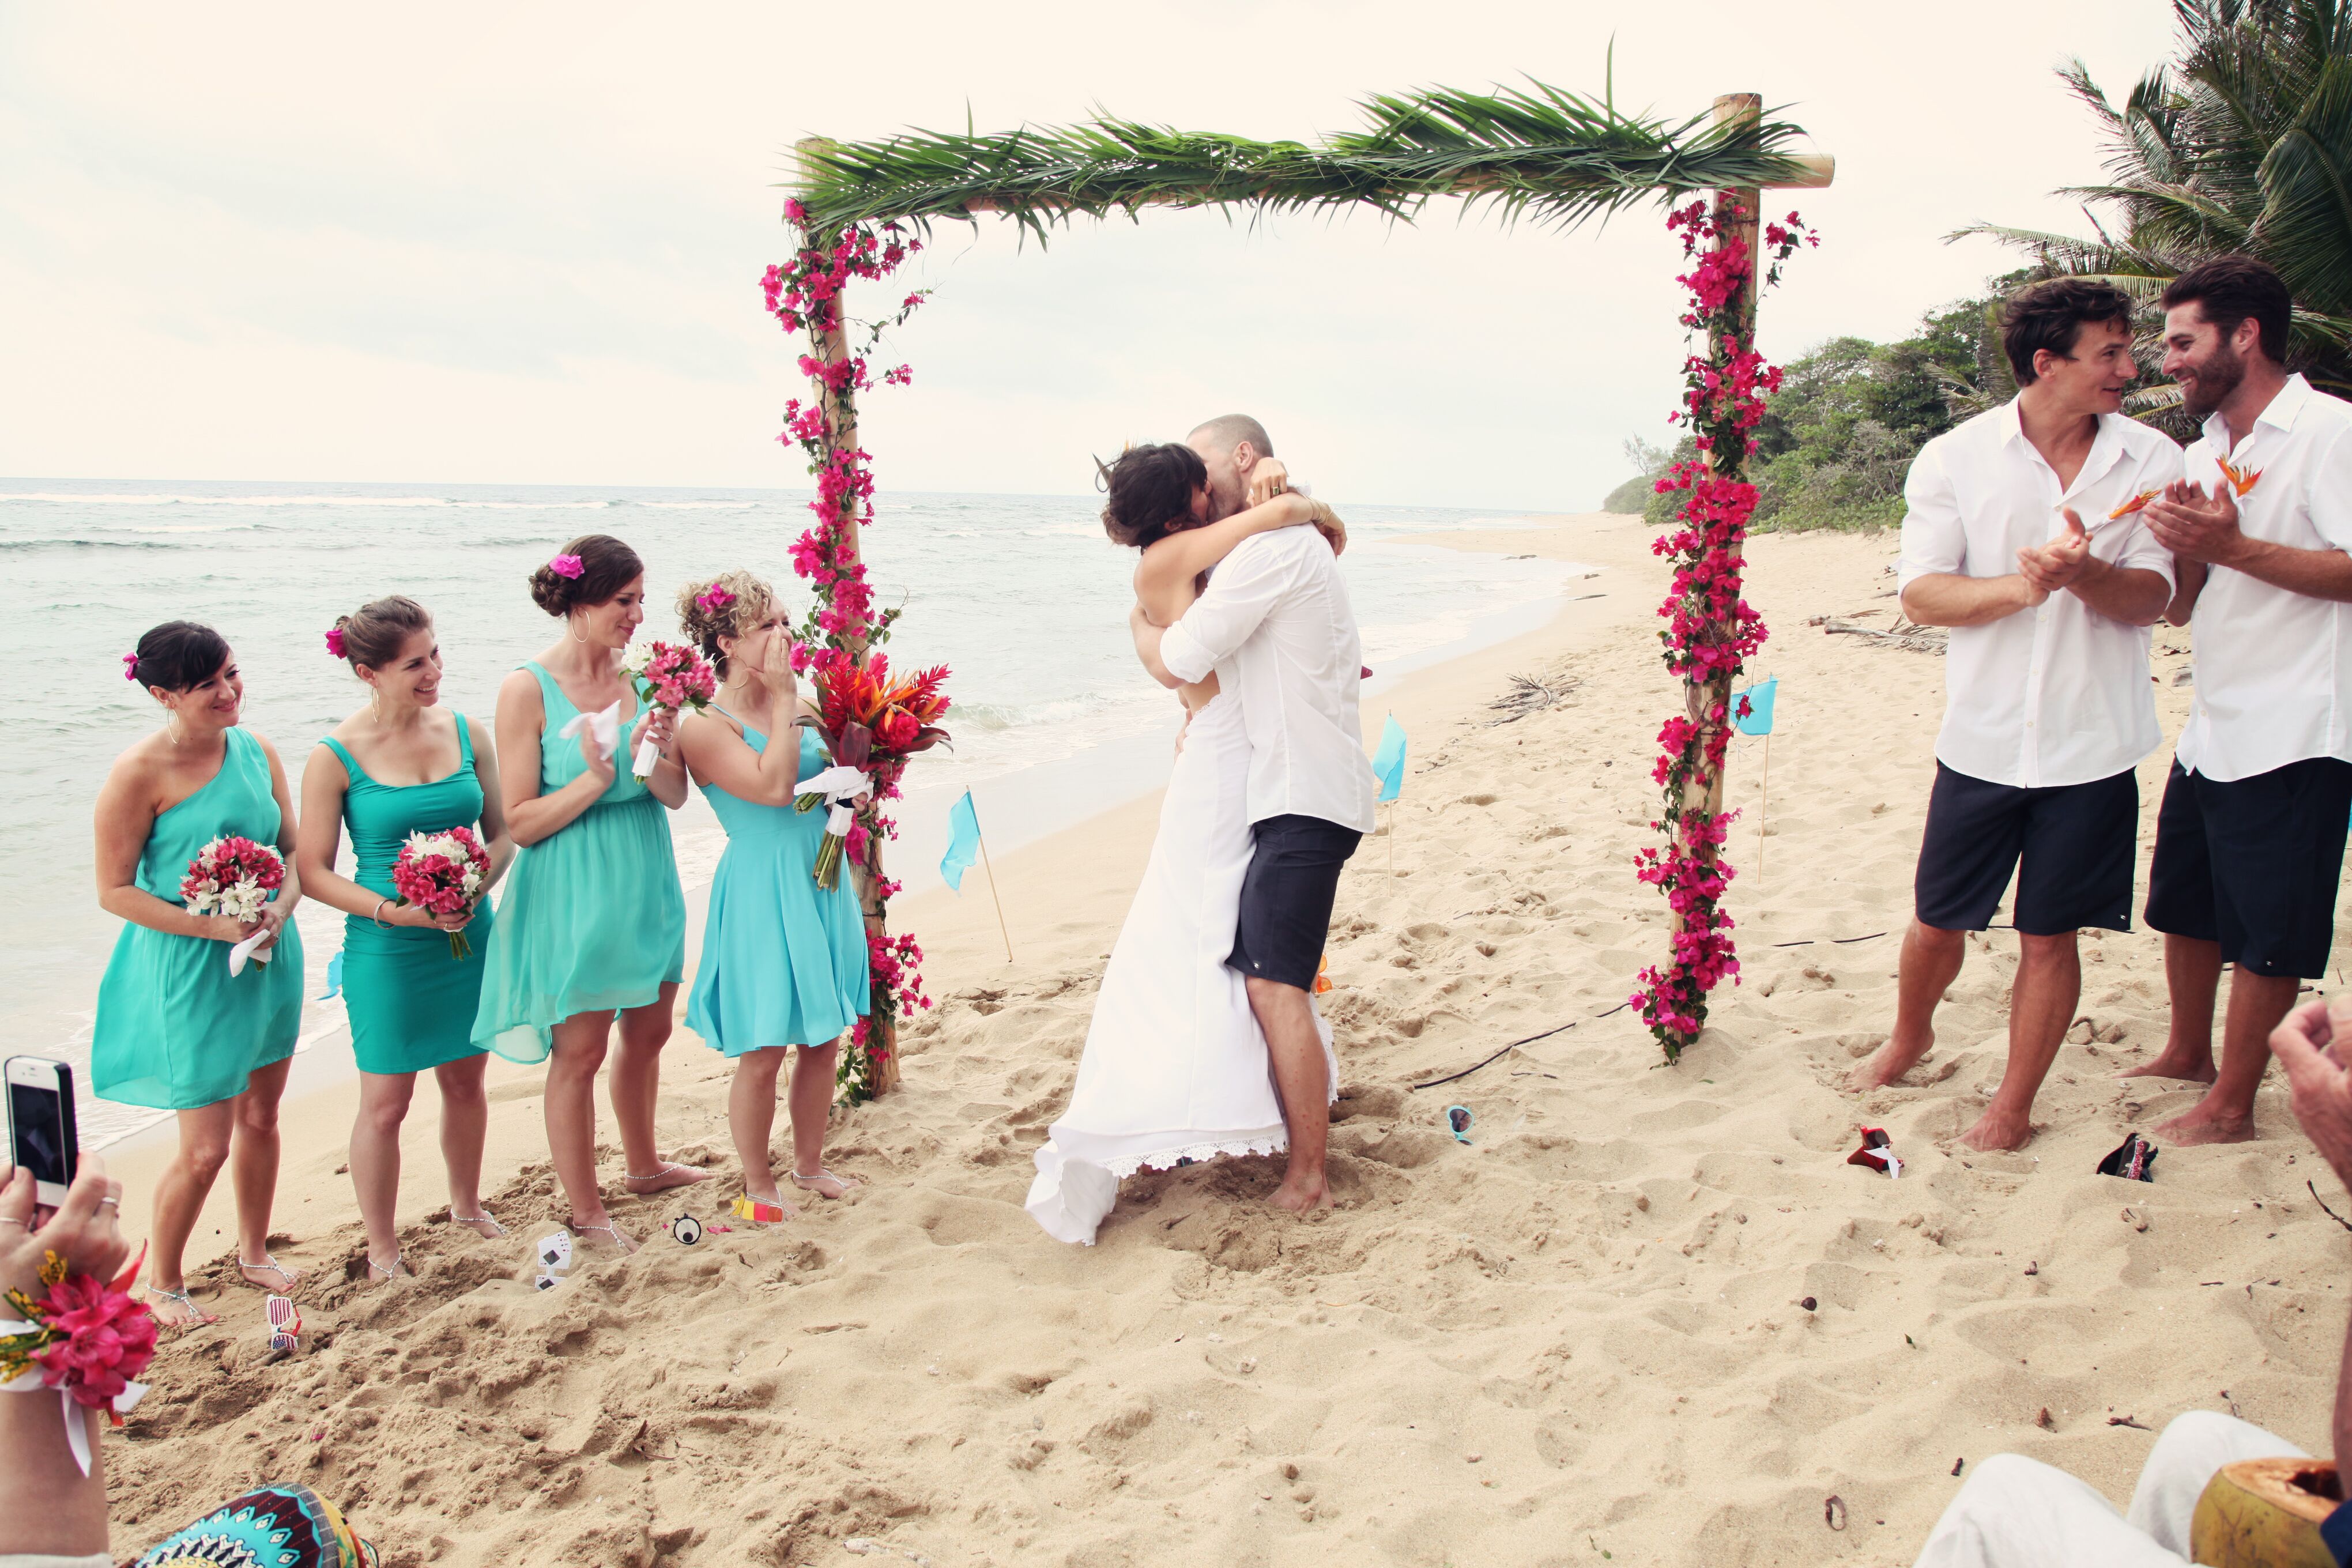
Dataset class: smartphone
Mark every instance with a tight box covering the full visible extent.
[5,1057,78,1208]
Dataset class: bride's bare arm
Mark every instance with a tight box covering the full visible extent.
[1133,492,1332,627]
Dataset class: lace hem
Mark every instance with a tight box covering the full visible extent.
[1102,1134,1288,1181]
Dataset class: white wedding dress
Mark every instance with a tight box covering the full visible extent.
[1024,691,1337,1245]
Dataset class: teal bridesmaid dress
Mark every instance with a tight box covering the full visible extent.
[469,662,686,1064]
[91,726,305,1110]
[322,715,495,1076]
[685,715,870,1057]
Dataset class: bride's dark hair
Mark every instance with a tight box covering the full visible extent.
[1099,443,1207,550]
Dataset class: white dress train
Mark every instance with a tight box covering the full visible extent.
[1025,691,1337,1245]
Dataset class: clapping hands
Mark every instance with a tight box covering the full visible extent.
[2143,478,2245,566]
[2014,508,2094,600]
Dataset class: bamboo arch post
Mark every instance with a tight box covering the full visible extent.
[794,135,900,1095]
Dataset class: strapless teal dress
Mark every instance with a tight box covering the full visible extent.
[322,715,495,1076]
[91,726,305,1110]
[469,662,685,1064]
[685,717,870,1057]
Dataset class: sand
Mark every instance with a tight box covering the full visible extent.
[97,513,2350,1567]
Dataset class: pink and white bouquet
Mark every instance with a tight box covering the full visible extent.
[180,835,285,975]
[391,826,492,959]
[620,640,718,779]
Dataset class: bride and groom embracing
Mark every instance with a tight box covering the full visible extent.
[1026,414,1379,1245]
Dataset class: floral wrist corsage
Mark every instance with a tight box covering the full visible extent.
[0,1245,156,1474]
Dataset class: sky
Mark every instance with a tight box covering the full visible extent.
[0,1,2181,511]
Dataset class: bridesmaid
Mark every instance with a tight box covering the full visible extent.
[674,575,869,1217]
[91,622,306,1325]
[294,597,514,1281]
[470,534,700,1254]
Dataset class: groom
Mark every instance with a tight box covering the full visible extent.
[1133,413,1379,1212]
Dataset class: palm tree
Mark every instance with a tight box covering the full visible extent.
[1965,0,2352,406]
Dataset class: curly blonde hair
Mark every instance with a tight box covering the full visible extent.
[676,571,776,678]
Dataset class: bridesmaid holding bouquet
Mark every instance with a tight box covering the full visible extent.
[91,622,306,1325]
[295,597,514,1282]
[674,574,869,1216]
[470,536,700,1253]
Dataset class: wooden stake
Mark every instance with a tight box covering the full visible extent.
[1755,730,1771,883]
[1387,801,1397,876]
[977,822,1015,965]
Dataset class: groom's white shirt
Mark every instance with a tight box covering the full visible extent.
[1159,526,1379,834]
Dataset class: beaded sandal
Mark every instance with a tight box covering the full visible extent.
[146,1283,219,1328]
[621,1162,708,1193]
[238,1254,301,1290]
[444,1208,507,1237]
[790,1167,859,1200]
[568,1219,635,1254]
[367,1253,411,1281]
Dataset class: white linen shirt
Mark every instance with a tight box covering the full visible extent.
[1897,399,2182,789]
[1160,526,1379,834]
[2175,374,2352,782]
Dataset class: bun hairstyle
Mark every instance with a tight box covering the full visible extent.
[127,621,231,693]
[528,534,643,617]
[1100,442,1208,551]
[676,571,775,678]
[330,595,432,670]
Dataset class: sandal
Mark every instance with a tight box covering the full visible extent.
[367,1253,411,1281]
[445,1208,507,1238]
[568,1219,637,1255]
[239,1254,302,1290]
[621,1162,710,1194]
[790,1167,860,1200]
[147,1284,220,1328]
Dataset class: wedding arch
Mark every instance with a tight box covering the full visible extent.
[765,80,1834,1096]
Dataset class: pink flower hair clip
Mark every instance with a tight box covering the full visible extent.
[548,553,585,580]
[324,627,346,658]
[696,586,736,613]
[120,652,140,681]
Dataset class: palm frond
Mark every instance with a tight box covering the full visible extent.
[791,78,1820,240]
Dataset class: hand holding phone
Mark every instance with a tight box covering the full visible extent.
[6,1057,80,1212]
[0,1155,126,1299]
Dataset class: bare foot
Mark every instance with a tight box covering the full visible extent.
[1848,1034,1930,1093]
[623,1161,711,1195]
[1268,1173,1333,1213]
[2118,1049,2218,1085]
[790,1168,859,1201]
[2153,1103,2256,1146]
[146,1285,220,1328]
[1959,1106,2036,1152]
[238,1254,302,1291]
[569,1217,639,1256]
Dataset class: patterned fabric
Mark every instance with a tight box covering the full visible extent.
[126,1484,374,1568]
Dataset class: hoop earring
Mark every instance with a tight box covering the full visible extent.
[368,683,384,722]
[164,706,184,747]
[568,613,589,645]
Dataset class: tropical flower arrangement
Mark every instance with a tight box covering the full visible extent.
[1629,198,1813,1062]
[620,640,719,779]
[180,835,286,975]
[390,827,492,958]
[763,210,941,1101]
[793,649,952,892]
[0,1245,156,1475]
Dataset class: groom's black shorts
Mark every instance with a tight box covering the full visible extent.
[1228,813,1363,992]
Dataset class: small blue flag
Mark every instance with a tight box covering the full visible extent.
[316,948,344,1001]
[940,790,982,892]
[1733,677,1778,737]
[1371,714,1408,803]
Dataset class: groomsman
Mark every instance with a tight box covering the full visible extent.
[1851,279,2180,1151]
[2127,256,2352,1144]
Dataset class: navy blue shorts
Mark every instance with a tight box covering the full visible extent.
[1228,814,1362,992]
[2144,757,2352,978]
[1913,763,2138,936]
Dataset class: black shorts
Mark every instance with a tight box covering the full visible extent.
[2144,757,2352,978]
[1228,814,1363,991]
[1913,763,2138,936]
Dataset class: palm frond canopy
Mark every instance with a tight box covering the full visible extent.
[792,80,1827,240]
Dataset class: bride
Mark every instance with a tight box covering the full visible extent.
[1025,442,1343,1245]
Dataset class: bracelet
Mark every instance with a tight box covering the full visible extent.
[371,898,390,929]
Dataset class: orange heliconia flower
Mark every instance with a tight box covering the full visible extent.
[2108,489,2159,521]
[2217,457,2263,497]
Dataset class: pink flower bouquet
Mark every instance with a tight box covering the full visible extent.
[620,640,718,779]
[391,826,492,958]
[180,835,286,974]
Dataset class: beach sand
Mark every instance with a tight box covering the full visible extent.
[99,513,2348,1566]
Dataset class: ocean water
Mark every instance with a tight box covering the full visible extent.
[2,479,1581,1145]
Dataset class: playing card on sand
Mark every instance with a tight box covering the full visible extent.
[533,1271,563,1292]
[536,1230,572,1272]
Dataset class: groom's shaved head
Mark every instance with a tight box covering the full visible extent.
[1188,413,1273,459]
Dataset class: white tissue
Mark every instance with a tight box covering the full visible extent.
[557,700,621,765]
[227,927,276,977]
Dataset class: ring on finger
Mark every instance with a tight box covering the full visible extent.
[0,1216,26,1228]
[97,1196,120,1211]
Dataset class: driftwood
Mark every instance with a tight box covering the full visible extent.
[1808,611,1947,655]
[1487,672,1578,725]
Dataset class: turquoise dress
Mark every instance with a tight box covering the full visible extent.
[91,726,304,1110]
[685,715,870,1056]
[323,715,495,1076]
[469,662,686,1064]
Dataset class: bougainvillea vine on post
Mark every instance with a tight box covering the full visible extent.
[1627,197,1814,1063]
[762,198,941,1103]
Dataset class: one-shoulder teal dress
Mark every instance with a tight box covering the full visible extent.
[469,662,685,1064]
[323,715,496,1077]
[92,726,304,1110]
[685,715,870,1057]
